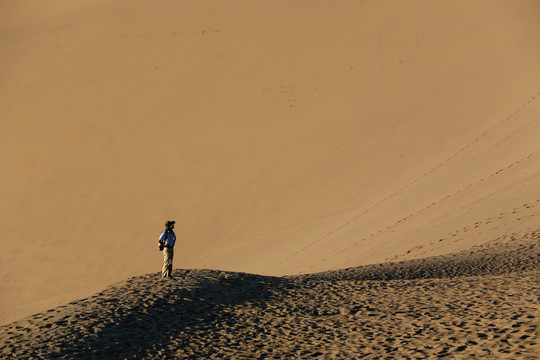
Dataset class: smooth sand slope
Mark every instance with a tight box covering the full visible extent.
[0,235,538,359]
[1,0,540,325]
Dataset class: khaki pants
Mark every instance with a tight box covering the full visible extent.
[162,247,174,277]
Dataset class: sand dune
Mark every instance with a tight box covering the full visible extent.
[1,0,540,327]
[0,234,538,359]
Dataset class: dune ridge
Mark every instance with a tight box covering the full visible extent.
[1,234,538,359]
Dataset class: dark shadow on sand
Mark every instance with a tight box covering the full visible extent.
[42,270,287,359]
[298,239,539,282]
[1,235,537,359]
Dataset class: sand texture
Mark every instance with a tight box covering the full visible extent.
[1,235,538,359]
[2,0,540,324]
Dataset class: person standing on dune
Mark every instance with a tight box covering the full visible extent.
[158,220,177,278]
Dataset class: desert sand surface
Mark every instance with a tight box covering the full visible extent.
[0,234,538,359]
[1,0,540,333]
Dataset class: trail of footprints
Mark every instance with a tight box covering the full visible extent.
[0,239,538,359]
[311,155,539,271]
[389,201,540,261]
[267,91,540,272]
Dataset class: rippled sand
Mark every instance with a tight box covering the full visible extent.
[1,235,538,359]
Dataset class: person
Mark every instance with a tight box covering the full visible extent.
[158,220,177,278]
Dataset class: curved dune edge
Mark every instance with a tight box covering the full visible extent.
[298,230,540,281]
[1,234,538,359]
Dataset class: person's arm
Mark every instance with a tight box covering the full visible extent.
[158,231,166,245]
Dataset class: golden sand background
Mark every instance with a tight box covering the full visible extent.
[1,0,539,325]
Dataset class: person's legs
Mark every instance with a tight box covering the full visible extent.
[162,248,174,277]
[168,247,174,276]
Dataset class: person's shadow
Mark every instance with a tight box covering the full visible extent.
[46,269,286,359]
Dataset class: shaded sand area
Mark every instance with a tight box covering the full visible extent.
[1,235,538,359]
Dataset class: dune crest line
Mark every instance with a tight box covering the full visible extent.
[1,234,538,359]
